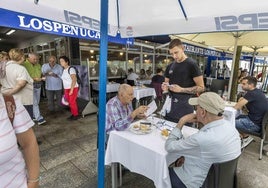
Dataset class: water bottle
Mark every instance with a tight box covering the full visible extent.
[222,85,228,101]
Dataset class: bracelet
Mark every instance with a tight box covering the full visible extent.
[27,176,40,183]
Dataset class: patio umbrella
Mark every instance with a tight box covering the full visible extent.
[0,1,268,187]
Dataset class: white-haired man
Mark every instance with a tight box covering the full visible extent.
[165,92,241,188]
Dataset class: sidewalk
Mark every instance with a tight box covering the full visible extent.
[35,99,268,188]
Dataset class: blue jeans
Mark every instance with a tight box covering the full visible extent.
[169,168,187,188]
[235,115,261,134]
[33,87,44,121]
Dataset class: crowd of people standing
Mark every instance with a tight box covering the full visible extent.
[0,49,81,187]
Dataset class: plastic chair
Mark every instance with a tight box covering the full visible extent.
[209,79,229,94]
[201,156,239,188]
[240,111,268,160]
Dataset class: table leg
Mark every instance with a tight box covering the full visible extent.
[111,163,118,188]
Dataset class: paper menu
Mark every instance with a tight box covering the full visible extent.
[144,100,157,117]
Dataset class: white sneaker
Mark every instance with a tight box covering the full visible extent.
[241,136,254,149]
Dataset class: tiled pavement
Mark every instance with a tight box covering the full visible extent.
[34,99,268,188]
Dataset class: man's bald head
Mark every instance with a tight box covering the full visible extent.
[118,84,134,105]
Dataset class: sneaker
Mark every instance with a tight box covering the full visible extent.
[241,136,254,149]
[38,118,47,125]
[67,115,74,120]
[67,115,80,121]
[32,118,37,122]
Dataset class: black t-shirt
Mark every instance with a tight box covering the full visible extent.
[164,58,201,87]
[244,88,268,126]
[151,75,165,83]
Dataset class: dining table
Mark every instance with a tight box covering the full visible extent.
[91,81,120,93]
[105,117,199,188]
[223,101,239,127]
[133,86,156,107]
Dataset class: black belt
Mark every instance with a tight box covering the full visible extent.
[33,82,42,88]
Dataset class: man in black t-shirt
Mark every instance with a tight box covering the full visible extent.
[234,76,268,147]
[162,39,205,123]
[151,68,165,84]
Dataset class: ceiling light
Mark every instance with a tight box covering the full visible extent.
[6,29,16,35]
[90,50,94,53]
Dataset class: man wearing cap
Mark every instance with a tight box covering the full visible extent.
[165,92,241,188]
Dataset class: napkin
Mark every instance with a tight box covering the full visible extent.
[145,100,157,117]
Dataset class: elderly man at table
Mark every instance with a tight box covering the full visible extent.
[165,92,241,188]
[234,76,268,148]
[106,84,148,134]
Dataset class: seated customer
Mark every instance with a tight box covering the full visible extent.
[165,92,241,188]
[106,84,148,133]
[127,68,139,86]
[234,76,268,148]
[151,68,165,84]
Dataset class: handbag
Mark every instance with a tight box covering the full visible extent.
[3,95,16,125]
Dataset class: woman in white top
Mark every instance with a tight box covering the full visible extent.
[0,48,34,118]
[0,94,40,188]
[59,56,80,120]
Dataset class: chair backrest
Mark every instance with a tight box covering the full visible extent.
[210,79,229,94]
[261,111,268,139]
[201,156,239,188]
[151,82,163,99]
[127,80,135,86]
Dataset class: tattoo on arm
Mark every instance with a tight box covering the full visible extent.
[181,86,205,94]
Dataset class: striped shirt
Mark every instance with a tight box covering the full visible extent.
[0,95,35,188]
[105,96,134,132]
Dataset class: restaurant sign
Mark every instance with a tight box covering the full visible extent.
[0,8,133,45]
[183,43,223,57]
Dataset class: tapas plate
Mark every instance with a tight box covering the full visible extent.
[130,123,153,135]
[160,128,170,140]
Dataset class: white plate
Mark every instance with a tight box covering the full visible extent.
[129,124,153,135]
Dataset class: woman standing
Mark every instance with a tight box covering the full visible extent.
[59,56,79,120]
[0,48,34,118]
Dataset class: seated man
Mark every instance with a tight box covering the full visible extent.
[106,84,148,134]
[165,92,241,188]
[234,76,268,148]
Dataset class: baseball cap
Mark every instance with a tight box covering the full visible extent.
[188,92,224,116]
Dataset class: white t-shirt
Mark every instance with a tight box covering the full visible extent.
[0,95,35,187]
[61,67,78,89]
[0,61,33,105]
[127,72,139,81]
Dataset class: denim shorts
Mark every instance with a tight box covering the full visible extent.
[235,115,261,134]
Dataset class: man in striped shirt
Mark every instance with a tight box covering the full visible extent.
[105,84,148,133]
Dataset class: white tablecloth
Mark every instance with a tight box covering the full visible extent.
[133,87,156,100]
[91,82,120,93]
[105,117,198,188]
[223,106,239,127]
[138,79,152,85]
